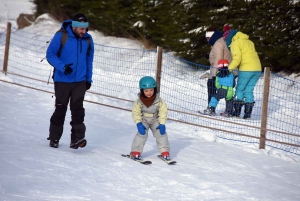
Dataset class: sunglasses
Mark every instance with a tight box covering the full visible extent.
[77,16,88,22]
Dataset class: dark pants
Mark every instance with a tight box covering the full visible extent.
[209,88,234,114]
[49,81,86,141]
[207,78,217,104]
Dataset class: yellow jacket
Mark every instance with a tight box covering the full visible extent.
[228,32,262,71]
[132,94,168,125]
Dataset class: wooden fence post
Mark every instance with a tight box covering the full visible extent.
[3,22,12,74]
[155,46,163,93]
[259,67,271,149]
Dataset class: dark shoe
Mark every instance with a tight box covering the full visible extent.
[243,102,255,119]
[220,112,233,117]
[233,100,244,117]
[49,140,59,148]
[225,99,234,115]
[70,138,87,149]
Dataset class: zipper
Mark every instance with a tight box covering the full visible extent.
[74,39,79,82]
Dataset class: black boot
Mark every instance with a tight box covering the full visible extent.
[70,138,87,149]
[233,100,244,118]
[47,137,59,148]
[220,99,234,117]
[49,140,59,148]
[225,99,234,115]
[243,102,255,119]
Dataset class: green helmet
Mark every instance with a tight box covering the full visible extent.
[139,76,156,89]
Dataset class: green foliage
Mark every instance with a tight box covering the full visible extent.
[33,0,300,73]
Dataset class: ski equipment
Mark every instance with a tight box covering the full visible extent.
[121,154,152,165]
[157,155,177,165]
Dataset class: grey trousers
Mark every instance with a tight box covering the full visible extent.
[131,120,170,154]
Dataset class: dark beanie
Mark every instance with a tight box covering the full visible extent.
[208,29,223,46]
[72,13,88,22]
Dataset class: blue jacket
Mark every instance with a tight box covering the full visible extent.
[46,20,94,83]
[216,73,234,88]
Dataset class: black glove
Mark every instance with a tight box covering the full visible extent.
[64,63,73,75]
[86,82,91,90]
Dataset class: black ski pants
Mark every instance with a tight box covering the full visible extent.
[207,77,217,104]
[49,81,86,141]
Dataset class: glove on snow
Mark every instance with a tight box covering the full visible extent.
[156,124,166,135]
[136,122,146,135]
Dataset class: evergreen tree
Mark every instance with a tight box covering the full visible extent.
[33,0,300,73]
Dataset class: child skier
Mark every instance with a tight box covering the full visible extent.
[203,59,235,116]
[130,76,171,160]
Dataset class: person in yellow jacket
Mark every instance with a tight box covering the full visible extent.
[130,76,171,161]
[225,30,262,119]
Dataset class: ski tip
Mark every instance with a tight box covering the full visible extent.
[141,161,152,165]
[168,161,177,165]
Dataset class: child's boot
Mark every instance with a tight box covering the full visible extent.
[130,151,141,160]
[221,99,233,117]
[203,106,216,116]
[161,151,170,161]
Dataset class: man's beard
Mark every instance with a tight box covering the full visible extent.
[74,31,84,38]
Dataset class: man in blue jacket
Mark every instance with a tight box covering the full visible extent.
[46,13,94,149]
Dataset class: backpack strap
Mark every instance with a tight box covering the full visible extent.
[86,37,91,56]
[56,28,68,58]
[51,28,68,80]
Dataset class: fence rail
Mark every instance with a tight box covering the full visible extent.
[1,22,300,155]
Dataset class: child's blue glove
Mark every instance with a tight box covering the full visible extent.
[156,124,166,135]
[136,122,146,135]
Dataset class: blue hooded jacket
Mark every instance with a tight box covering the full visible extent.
[46,20,94,83]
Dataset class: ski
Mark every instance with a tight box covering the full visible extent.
[197,110,217,117]
[157,155,177,165]
[197,111,233,118]
[121,154,152,165]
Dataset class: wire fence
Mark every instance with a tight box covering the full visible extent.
[1,24,300,156]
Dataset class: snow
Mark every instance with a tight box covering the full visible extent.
[0,0,35,31]
[1,0,300,200]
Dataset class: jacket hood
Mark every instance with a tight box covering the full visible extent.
[61,20,72,29]
[232,32,249,41]
[225,30,238,50]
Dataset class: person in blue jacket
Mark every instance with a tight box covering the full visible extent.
[203,59,235,116]
[46,13,94,149]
